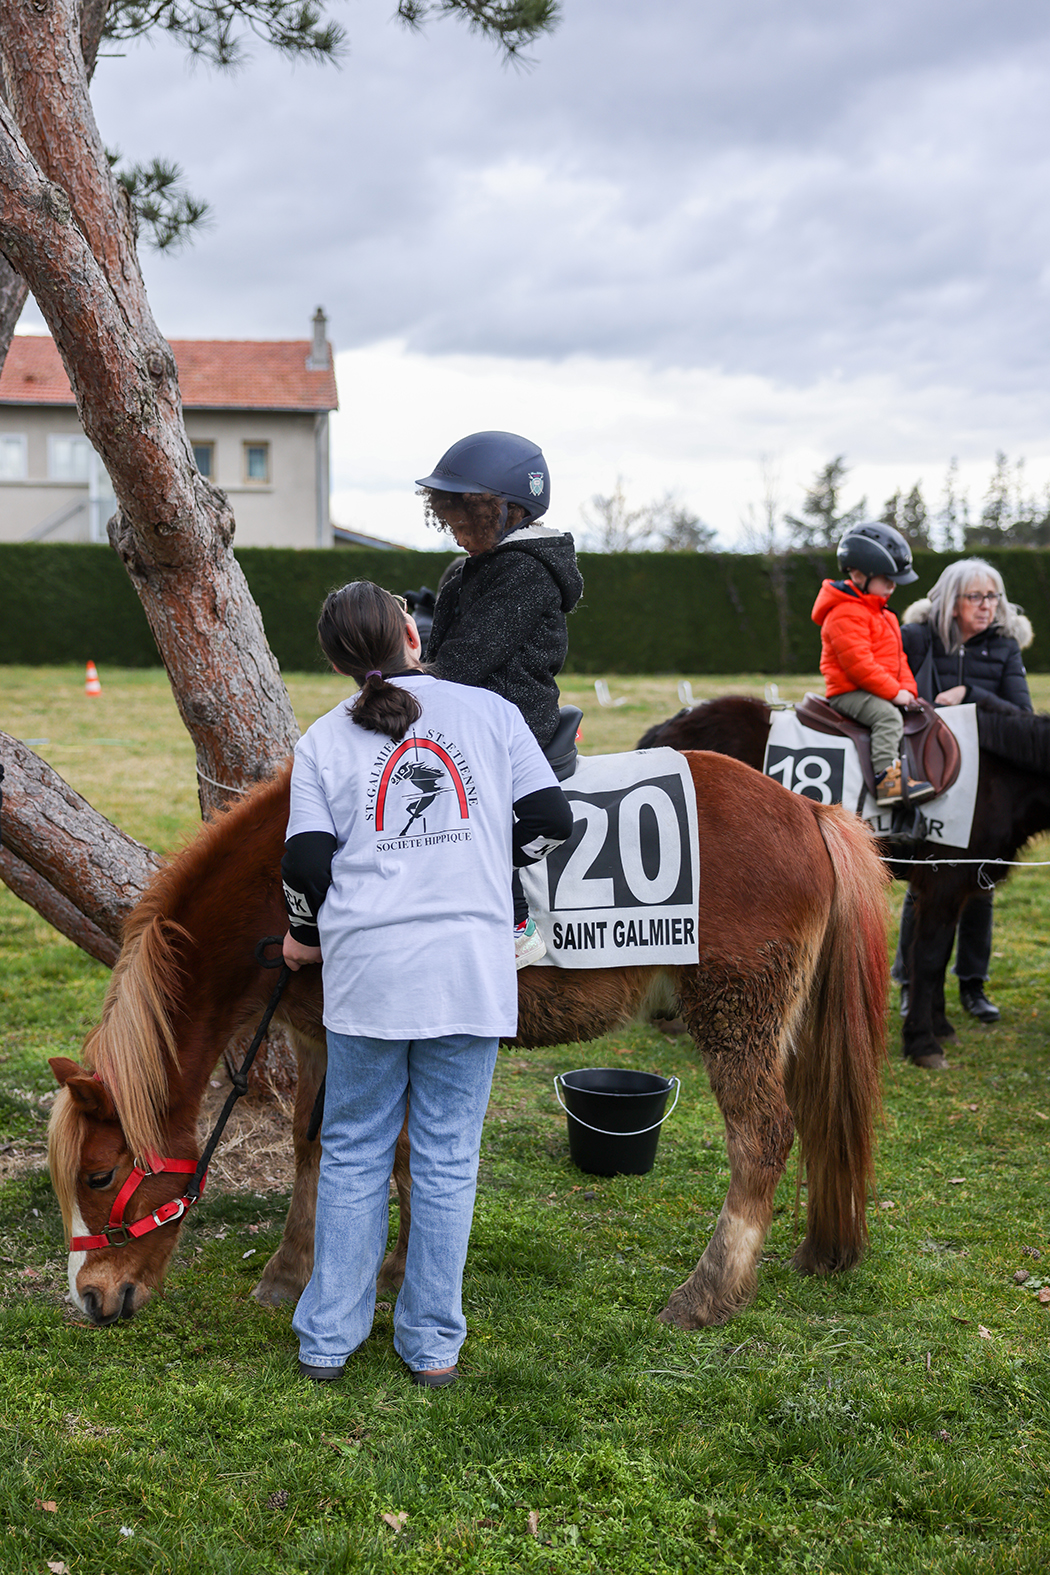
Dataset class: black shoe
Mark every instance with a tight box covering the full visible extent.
[959,981,1000,1024]
[299,1359,345,1383]
[898,984,909,1017]
[410,1365,459,1389]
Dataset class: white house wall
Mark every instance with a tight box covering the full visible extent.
[0,406,332,548]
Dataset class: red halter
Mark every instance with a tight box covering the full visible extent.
[70,939,289,1252]
[69,1151,207,1252]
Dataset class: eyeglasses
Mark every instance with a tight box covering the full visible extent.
[389,593,408,612]
[960,592,1000,606]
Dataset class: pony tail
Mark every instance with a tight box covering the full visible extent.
[353,673,422,743]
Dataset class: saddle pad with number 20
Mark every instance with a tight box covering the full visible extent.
[519,747,700,969]
[763,704,980,847]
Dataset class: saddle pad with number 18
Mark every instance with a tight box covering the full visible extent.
[519,747,700,969]
[763,704,980,847]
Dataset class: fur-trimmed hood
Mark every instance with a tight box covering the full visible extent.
[901,596,1034,651]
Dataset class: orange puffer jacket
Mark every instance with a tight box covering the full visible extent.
[811,579,918,701]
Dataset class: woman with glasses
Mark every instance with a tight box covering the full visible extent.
[894,558,1034,1033]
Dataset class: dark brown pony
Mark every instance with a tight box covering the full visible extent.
[639,697,1050,1065]
[48,749,888,1331]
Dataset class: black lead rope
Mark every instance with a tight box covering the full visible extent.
[307,1075,327,1143]
[185,936,291,1203]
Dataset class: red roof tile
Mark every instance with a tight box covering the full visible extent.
[0,334,338,412]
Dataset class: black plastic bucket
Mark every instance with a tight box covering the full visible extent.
[554,1068,680,1176]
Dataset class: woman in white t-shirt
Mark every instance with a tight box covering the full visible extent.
[281,581,572,1389]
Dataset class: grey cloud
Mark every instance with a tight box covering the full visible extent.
[68,1,1050,399]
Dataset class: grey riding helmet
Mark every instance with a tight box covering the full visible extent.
[837,522,919,586]
[416,431,550,521]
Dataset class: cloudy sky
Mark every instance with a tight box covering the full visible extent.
[21,0,1050,546]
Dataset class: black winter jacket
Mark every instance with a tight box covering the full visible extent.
[426,523,584,748]
[900,618,1032,714]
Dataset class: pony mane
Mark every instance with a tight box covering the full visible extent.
[976,708,1050,776]
[57,766,293,1190]
[47,1088,84,1238]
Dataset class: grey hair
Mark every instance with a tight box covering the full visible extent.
[922,558,1033,654]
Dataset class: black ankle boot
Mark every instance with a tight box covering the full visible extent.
[959,979,1000,1023]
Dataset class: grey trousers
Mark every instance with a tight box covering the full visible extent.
[827,690,903,777]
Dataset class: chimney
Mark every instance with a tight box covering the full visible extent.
[307,307,328,370]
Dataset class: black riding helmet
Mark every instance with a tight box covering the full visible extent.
[416,431,550,521]
[837,521,918,588]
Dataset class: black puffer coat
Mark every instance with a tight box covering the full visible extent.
[900,604,1032,714]
[426,523,584,748]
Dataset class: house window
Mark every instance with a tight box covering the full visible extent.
[243,442,270,484]
[48,434,92,482]
[193,442,215,478]
[0,434,27,480]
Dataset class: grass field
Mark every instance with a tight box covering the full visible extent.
[2,667,1050,1573]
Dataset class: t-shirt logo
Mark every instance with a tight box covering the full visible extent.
[389,759,450,837]
[373,736,473,847]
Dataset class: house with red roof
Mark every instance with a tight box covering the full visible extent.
[0,311,338,548]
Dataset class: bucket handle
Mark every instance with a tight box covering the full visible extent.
[552,1075,680,1138]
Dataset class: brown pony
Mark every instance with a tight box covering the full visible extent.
[48,749,888,1331]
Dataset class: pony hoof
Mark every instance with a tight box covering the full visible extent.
[252,1276,303,1307]
[790,1240,860,1276]
[656,1288,730,1330]
[906,1051,950,1071]
[652,1017,689,1037]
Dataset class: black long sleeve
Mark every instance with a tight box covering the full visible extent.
[281,831,337,945]
[512,785,574,868]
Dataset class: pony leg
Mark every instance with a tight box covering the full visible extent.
[659,984,797,1329]
[902,878,968,1064]
[254,1036,326,1306]
[376,1121,411,1295]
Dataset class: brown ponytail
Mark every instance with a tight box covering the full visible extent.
[317,581,423,741]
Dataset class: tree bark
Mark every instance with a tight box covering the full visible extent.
[0,1,107,375]
[0,732,298,1090]
[0,253,27,367]
[0,845,119,966]
[0,731,162,939]
[0,2,300,822]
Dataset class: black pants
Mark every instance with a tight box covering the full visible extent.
[892,885,994,986]
[511,869,528,926]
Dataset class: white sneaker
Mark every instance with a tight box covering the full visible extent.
[514,918,546,970]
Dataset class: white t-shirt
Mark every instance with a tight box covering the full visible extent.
[286,674,557,1038]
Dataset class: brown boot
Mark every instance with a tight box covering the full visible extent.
[876,759,937,806]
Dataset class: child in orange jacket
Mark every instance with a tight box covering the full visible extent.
[812,523,936,806]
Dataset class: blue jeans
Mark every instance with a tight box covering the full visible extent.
[293,1031,499,1374]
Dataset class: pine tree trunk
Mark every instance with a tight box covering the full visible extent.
[0,5,301,1094]
[0,3,300,824]
[1,731,299,1091]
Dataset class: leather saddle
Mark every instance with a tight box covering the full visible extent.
[793,694,962,802]
[546,705,583,781]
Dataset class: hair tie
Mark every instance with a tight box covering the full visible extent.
[365,669,382,681]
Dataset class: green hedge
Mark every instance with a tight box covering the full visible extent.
[0,543,1046,672]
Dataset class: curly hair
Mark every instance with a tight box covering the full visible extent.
[418,487,525,553]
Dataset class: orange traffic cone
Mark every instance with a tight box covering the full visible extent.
[85,661,102,697]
